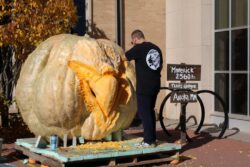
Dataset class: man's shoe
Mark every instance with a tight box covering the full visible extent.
[135,142,156,148]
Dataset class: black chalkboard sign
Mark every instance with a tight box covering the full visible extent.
[167,64,201,81]
[170,91,197,103]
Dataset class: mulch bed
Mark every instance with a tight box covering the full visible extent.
[0,126,34,144]
[0,114,35,144]
[1,113,35,143]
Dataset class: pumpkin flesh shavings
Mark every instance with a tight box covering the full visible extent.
[74,141,130,151]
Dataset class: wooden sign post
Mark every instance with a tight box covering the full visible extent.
[167,63,201,144]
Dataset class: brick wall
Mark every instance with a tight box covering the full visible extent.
[91,0,116,41]
[90,0,166,113]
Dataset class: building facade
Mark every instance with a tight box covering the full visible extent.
[167,0,250,132]
[86,0,250,133]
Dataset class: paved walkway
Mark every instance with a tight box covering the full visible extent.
[1,119,250,166]
[127,119,250,167]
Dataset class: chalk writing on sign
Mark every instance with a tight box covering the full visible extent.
[170,91,197,103]
[167,64,201,81]
[169,83,198,90]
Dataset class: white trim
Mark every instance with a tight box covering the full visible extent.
[248,0,250,117]
[229,0,232,115]
[215,26,249,32]
[215,71,249,73]
[212,0,215,114]
[85,0,92,33]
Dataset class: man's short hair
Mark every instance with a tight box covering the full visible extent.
[131,29,145,39]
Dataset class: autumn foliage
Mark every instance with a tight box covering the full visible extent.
[0,0,77,59]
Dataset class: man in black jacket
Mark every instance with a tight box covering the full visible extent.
[125,29,163,147]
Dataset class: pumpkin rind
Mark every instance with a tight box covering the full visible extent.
[15,34,137,140]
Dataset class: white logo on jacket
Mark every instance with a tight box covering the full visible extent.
[146,49,160,70]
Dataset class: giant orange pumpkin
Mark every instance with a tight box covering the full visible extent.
[15,34,137,140]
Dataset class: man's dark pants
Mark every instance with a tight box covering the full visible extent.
[137,94,157,144]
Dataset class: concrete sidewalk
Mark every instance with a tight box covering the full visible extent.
[155,118,250,143]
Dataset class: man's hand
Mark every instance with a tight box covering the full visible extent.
[120,54,128,61]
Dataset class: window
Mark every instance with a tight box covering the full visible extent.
[214,0,249,116]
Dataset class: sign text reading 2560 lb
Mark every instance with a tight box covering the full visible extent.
[167,64,201,81]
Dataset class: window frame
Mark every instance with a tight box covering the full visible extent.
[213,0,250,117]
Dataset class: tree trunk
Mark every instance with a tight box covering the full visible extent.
[0,46,22,127]
[0,99,9,127]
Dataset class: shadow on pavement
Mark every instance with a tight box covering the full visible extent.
[128,128,217,154]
